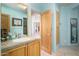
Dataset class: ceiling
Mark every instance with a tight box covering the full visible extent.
[57,3,79,8]
[2,3,28,13]
[2,3,79,13]
[2,3,50,13]
[31,3,79,12]
[30,3,50,13]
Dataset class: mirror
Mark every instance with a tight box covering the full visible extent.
[70,18,78,43]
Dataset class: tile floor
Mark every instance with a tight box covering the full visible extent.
[41,45,79,56]
[60,46,79,56]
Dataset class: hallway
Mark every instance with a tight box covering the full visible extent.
[41,46,79,56]
[60,46,79,56]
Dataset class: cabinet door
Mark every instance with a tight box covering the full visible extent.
[5,46,25,56]
[28,42,34,56]
[28,40,40,56]
[1,14,10,32]
[33,41,40,56]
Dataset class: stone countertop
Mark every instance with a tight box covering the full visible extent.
[1,36,40,53]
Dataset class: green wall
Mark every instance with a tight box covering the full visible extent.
[1,5,27,35]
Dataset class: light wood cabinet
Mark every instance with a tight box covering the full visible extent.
[1,14,10,32]
[1,14,10,41]
[2,45,26,56]
[2,40,40,56]
[28,40,40,56]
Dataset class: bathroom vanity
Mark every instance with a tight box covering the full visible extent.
[1,37,40,56]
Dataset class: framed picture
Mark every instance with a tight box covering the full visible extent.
[70,18,78,43]
[12,18,22,26]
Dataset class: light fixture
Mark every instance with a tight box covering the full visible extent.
[18,3,27,10]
